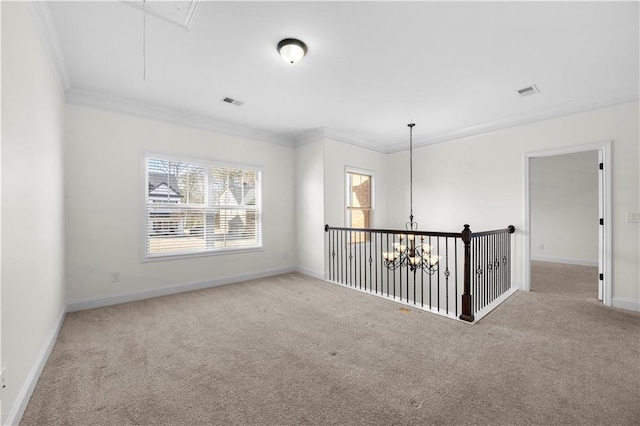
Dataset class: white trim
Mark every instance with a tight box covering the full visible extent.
[531,256,599,267]
[345,167,375,229]
[142,152,264,261]
[27,1,70,99]
[296,267,325,280]
[611,297,640,312]
[473,287,518,322]
[387,95,638,153]
[323,278,465,322]
[4,309,66,426]
[323,128,389,153]
[523,141,612,306]
[294,128,326,146]
[66,267,295,312]
[65,88,294,147]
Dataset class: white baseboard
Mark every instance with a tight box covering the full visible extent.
[473,287,518,322]
[531,256,598,267]
[5,308,66,426]
[6,268,297,425]
[67,267,296,312]
[295,267,325,280]
[612,297,640,312]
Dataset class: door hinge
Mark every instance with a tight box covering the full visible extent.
[599,163,603,170]
[599,218,604,225]
[599,273,604,281]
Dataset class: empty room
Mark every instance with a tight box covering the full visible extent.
[1,1,639,425]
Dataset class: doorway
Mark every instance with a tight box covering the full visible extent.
[524,142,612,306]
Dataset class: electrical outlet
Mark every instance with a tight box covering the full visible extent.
[539,244,544,250]
[1,368,6,394]
[282,252,289,260]
[110,272,121,283]
[626,212,640,223]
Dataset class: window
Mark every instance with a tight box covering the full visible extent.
[346,170,373,229]
[145,154,262,259]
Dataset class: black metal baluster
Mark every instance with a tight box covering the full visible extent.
[508,230,512,291]
[332,230,335,281]
[437,237,440,311]
[485,235,489,309]
[421,236,424,307]
[502,232,507,294]
[350,231,354,287]
[455,238,458,317]
[492,234,500,299]
[341,231,345,284]
[392,234,396,299]
[369,232,378,293]
[405,233,409,303]
[495,233,500,297]
[428,236,432,309]
[386,233,390,297]
[359,231,362,289]
[474,237,479,313]
[445,237,449,314]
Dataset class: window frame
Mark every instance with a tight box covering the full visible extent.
[345,167,375,230]
[142,152,263,262]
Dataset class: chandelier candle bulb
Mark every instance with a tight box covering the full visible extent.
[383,252,398,261]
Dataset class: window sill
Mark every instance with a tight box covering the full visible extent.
[141,246,264,262]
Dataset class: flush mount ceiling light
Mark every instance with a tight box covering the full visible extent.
[277,38,308,65]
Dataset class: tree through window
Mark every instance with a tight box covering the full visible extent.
[145,155,262,258]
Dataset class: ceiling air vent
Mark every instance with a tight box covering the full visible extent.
[221,97,244,107]
[516,84,540,97]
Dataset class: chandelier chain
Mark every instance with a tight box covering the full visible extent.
[408,123,415,224]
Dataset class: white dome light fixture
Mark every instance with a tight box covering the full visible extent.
[277,38,308,65]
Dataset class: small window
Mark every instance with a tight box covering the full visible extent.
[145,154,262,259]
[346,170,373,230]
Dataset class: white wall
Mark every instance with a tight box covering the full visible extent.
[64,104,296,302]
[295,140,325,277]
[293,137,390,279]
[323,138,388,229]
[1,2,67,422]
[387,102,639,303]
[530,151,599,265]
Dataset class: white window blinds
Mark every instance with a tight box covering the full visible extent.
[145,155,262,258]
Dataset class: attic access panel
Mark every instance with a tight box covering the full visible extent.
[123,1,201,30]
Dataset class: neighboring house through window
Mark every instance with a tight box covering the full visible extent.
[346,169,373,230]
[145,154,262,259]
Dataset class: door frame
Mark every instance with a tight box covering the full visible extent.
[523,141,612,306]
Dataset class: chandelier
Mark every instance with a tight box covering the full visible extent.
[382,124,441,273]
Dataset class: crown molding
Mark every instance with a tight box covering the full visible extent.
[295,127,390,153]
[323,128,390,153]
[65,88,295,147]
[294,128,326,146]
[386,90,640,153]
[28,1,70,99]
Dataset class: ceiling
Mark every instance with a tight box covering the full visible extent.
[42,1,639,152]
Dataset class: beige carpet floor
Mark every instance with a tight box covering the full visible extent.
[20,263,640,425]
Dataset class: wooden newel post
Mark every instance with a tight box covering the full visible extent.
[460,224,474,322]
